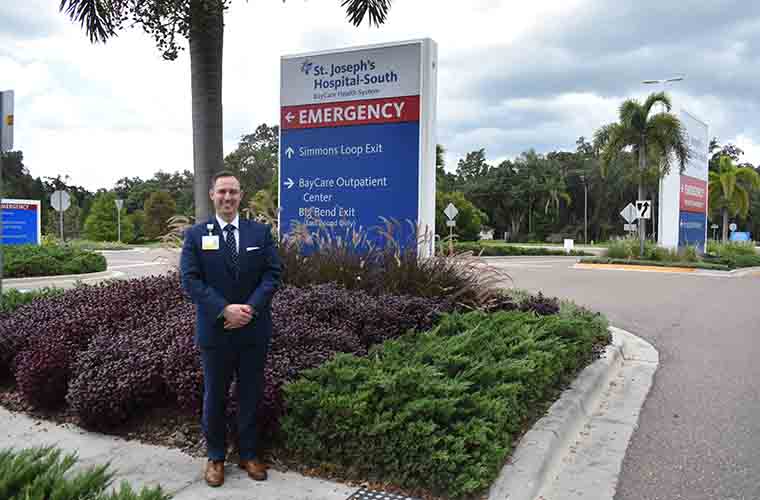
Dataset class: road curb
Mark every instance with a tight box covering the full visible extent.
[4,269,119,284]
[488,327,658,500]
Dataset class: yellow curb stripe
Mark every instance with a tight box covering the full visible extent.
[577,263,697,273]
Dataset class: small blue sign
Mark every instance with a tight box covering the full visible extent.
[679,211,706,252]
[729,232,751,242]
[1,200,41,245]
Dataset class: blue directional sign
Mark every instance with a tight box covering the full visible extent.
[679,211,707,253]
[280,40,437,255]
[2,199,41,245]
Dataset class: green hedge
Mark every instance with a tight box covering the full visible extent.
[580,257,730,271]
[446,242,591,257]
[282,309,610,498]
[0,447,169,500]
[4,245,107,278]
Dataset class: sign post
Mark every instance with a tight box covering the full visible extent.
[50,190,71,241]
[279,40,438,256]
[115,199,124,243]
[0,90,15,296]
[443,202,458,255]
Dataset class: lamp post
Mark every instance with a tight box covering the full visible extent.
[580,174,588,244]
[642,75,684,248]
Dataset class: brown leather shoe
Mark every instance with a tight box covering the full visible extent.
[238,459,268,481]
[205,460,225,487]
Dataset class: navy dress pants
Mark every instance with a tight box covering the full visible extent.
[200,342,268,461]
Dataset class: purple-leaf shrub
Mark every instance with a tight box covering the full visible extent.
[67,303,195,429]
[14,275,185,409]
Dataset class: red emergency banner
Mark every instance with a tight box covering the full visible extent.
[281,95,420,130]
[1,203,37,211]
[680,175,708,213]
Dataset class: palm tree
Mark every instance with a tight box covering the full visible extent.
[708,156,760,241]
[594,92,689,250]
[59,0,392,220]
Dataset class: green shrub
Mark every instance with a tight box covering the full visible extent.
[706,241,758,258]
[4,245,107,278]
[607,237,659,259]
[282,309,609,498]
[0,446,169,500]
[0,288,63,316]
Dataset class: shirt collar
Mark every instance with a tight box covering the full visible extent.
[216,214,239,231]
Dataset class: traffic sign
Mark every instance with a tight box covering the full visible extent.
[620,203,637,224]
[624,223,637,232]
[444,203,458,221]
[729,223,737,232]
[711,224,719,229]
[115,199,124,211]
[445,220,456,227]
[636,200,652,219]
[50,190,71,212]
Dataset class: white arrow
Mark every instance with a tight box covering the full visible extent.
[285,112,294,123]
[285,146,295,159]
[284,178,294,189]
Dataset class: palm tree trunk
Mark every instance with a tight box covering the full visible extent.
[638,139,647,256]
[190,0,224,221]
[722,208,729,242]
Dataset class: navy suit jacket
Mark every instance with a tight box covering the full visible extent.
[180,217,282,349]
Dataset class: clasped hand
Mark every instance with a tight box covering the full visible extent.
[223,304,254,330]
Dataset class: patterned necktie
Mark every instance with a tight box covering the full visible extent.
[224,224,239,275]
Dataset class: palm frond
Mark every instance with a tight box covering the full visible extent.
[341,0,392,27]
[643,91,672,116]
[59,0,120,43]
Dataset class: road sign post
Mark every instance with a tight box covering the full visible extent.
[444,202,458,255]
[115,199,124,243]
[50,190,71,241]
[0,90,14,296]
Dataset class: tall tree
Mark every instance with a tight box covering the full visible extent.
[708,156,760,241]
[60,0,392,222]
[84,191,135,242]
[144,191,177,239]
[594,92,688,250]
[224,124,279,208]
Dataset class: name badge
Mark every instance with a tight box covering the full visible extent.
[202,235,220,251]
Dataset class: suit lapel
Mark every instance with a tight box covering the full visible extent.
[238,219,250,277]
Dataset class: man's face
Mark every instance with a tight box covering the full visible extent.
[210,176,242,220]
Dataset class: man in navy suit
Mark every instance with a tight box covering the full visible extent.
[180,170,282,487]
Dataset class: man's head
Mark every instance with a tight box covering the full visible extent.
[209,171,242,222]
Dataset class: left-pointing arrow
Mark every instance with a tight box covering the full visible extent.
[285,112,294,123]
[284,178,294,189]
[285,146,295,159]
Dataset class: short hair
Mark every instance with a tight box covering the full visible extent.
[210,170,239,190]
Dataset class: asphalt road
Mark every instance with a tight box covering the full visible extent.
[487,256,760,500]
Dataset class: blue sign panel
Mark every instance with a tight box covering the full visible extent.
[729,232,751,242]
[280,40,437,256]
[280,121,420,245]
[679,211,706,252]
[1,200,41,245]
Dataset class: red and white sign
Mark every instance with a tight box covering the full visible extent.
[281,95,420,130]
[680,175,707,213]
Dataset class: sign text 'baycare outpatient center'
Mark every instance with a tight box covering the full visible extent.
[279,40,437,255]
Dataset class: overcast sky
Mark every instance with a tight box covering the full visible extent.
[1,0,758,190]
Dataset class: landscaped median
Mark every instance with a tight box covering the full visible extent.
[579,238,760,272]
[0,237,612,499]
[4,243,106,278]
[445,241,592,257]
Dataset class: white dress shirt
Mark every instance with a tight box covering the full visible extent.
[216,214,240,253]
